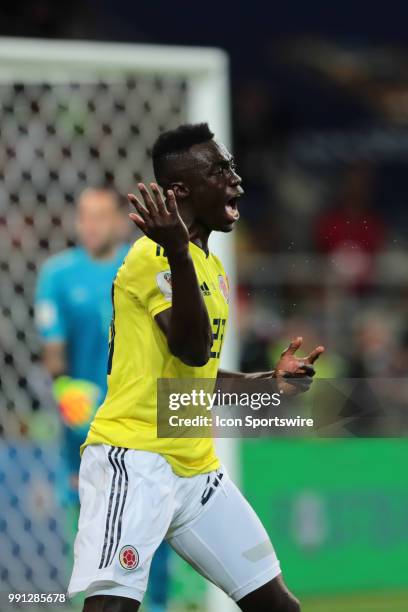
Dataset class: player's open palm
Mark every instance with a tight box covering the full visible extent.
[128,183,190,255]
[273,336,325,395]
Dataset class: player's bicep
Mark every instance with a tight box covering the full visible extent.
[155,308,172,338]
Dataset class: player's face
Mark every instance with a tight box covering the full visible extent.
[76,191,125,257]
[186,140,244,232]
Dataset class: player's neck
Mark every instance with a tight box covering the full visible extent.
[178,203,210,256]
[86,243,120,261]
[189,224,210,257]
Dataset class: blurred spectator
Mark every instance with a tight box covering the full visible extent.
[347,311,396,377]
[390,328,408,377]
[315,164,387,287]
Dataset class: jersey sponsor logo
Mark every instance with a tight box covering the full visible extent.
[218,275,229,303]
[119,545,139,570]
[201,470,224,506]
[156,270,172,301]
[200,281,211,296]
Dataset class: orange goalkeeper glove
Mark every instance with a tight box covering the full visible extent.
[52,376,102,434]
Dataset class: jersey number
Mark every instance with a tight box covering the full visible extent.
[210,318,226,359]
[108,300,225,370]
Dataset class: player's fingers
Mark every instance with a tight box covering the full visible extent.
[305,346,325,364]
[128,193,150,223]
[128,212,147,231]
[150,183,169,215]
[295,363,315,377]
[166,189,178,214]
[138,183,159,217]
[281,336,303,357]
[282,371,313,379]
[127,193,141,207]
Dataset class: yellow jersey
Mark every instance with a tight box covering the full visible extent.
[81,236,229,476]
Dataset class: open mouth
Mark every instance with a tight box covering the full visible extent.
[224,197,240,222]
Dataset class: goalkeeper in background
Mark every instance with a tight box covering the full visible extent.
[35,187,170,612]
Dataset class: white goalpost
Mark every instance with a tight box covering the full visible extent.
[0,37,239,611]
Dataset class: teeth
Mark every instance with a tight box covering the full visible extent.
[225,204,239,220]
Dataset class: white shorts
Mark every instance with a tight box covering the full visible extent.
[68,445,280,603]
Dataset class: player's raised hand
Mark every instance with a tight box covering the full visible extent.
[272,336,325,395]
[128,183,190,256]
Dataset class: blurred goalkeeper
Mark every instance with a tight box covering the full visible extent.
[35,187,170,612]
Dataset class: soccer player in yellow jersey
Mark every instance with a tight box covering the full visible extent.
[68,124,324,612]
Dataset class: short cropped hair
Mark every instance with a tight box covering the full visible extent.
[152,123,214,187]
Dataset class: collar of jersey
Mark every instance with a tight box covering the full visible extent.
[189,240,210,259]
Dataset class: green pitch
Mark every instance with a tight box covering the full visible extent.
[302,591,408,612]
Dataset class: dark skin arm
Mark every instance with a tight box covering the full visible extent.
[156,315,324,396]
[128,183,212,367]
[216,337,325,396]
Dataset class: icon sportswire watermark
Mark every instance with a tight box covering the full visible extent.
[157,378,408,438]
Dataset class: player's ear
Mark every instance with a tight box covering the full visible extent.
[170,182,189,200]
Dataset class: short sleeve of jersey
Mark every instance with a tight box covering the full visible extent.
[119,238,173,319]
[35,261,67,341]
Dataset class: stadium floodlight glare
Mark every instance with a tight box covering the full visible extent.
[0,36,237,612]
